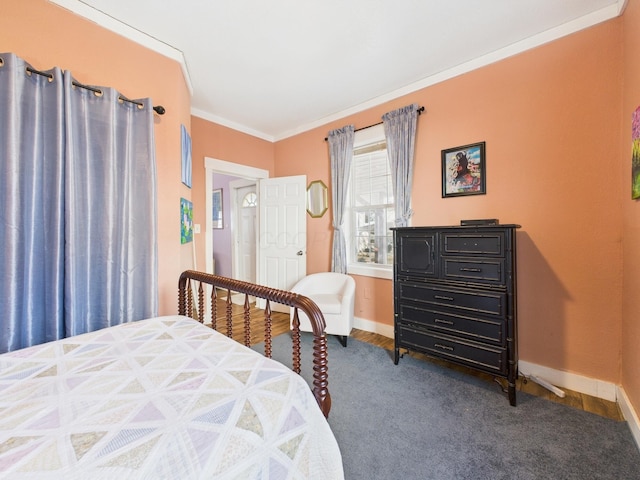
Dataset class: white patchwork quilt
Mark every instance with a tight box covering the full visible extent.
[0,315,344,479]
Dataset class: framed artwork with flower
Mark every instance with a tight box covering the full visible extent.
[180,197,193,244]
[632,106,640,199]
[442,142,486,198]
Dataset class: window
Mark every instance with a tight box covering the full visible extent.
[242,192,257,207]
[346,125,395,279]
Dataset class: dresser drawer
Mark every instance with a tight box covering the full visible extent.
[398,282,506,316]
[441,231,505,256]
[398,303,505,345]
[442,257,505,285]
[398,324,507,374]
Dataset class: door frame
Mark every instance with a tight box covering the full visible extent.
[204,157,269,282]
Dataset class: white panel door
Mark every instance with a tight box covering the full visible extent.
[258,175,306,311]
[235,184,257,284]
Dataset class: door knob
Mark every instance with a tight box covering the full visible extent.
[297,251,304,256]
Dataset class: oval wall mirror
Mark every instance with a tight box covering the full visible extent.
[307,180,328,218]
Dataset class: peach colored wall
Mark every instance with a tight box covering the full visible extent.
[276,20,625,384]
[190,116,275,271]
[2,0,192,315]
[622,0,640,419]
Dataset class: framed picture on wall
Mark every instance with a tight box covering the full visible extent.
[442,142,486,198]
[632,106,640,199]
[181,124,192,188]
[180,197,193,244]
[212,188,223,229]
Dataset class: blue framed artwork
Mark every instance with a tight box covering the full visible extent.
[212,188,223,229]
[180,197,193,244]
[181,124,192,188]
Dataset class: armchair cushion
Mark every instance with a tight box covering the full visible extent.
[307,293,343,315]
[289,272,355,339]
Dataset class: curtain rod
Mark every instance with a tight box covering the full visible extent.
[25,66,166,115]
[324,106,424,141]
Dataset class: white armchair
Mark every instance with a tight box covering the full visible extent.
[289,272,355,347]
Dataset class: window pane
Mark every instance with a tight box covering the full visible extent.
[353,157,371,207]
[352,150,392,206]
[242,192,257,207]
[348,137,395,268]
[385,208,395,264]
[353,207,394,265]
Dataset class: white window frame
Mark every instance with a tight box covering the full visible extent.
[345,124,394,280]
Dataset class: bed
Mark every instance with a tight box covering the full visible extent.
[0,270,343,479]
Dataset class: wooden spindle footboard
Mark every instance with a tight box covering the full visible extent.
[178,269,331,417]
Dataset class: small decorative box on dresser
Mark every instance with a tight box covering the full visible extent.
[392,224,520,406]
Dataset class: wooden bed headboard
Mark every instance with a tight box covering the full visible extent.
[178,269,331,417]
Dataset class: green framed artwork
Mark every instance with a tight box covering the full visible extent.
[180,197,193,244]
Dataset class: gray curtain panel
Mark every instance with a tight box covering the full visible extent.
[328,125,355,273]
[0,53,66,352]
[0,52,158,352]
[63,74,158,337]
[383,103,420,227]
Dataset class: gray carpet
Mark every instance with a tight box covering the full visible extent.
[263,333,640,480]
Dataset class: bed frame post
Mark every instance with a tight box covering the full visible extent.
[243,294,251,347]
[178,270,332,417]
[264,300,272,358]
[211,287,217,330]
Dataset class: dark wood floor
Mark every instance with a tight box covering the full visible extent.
[202,300,623,422]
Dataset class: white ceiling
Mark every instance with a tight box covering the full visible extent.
[52,0,625,141]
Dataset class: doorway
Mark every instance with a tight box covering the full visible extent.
[204,157,307,314]
[204,157,268,282]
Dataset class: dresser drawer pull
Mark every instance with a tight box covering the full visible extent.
[434,295,454,301]
[434,318,454,325]
[434,343,454,351]
[459,267,482,272]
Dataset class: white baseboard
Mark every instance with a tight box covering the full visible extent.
[353,316,394,339]
[618,387,640,452]
[518,360,618,402]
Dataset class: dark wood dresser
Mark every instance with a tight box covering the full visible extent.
[392,224,520,405]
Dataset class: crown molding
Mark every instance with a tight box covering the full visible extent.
[48,0,193,95]
[274,2,625,141]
